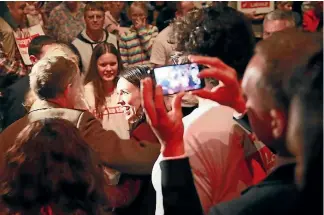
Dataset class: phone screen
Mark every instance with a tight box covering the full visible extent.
[153,63,205,95]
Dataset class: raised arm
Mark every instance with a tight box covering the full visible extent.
[140,77,204,215]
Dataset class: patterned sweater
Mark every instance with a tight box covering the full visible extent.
[119,25,158,68]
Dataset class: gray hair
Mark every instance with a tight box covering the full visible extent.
[264,9,296,28]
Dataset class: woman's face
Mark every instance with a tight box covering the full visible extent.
[116,77,141,122]
[97,53,119,82]
[286,97,304,187]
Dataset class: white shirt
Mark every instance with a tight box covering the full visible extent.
[83,82,130,140]
[152,98,253,214]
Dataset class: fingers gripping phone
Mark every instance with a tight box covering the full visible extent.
[152,63,205,95]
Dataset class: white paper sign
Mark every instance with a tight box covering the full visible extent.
[13,24,44,66]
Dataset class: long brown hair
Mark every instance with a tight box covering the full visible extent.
[84,43,123,116]
[0,119,107,215]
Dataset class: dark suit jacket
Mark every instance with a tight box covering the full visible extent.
[0,99,160,176]
[1,76,30,129]
[160,158,299,215]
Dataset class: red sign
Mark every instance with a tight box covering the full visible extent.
[241,1,270,9]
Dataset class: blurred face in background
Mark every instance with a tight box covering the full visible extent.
[176,2,196,18]
[7,2,27,25]
[65,2,78,11]
[130,5,147,26]
[85,9,105,31]
[277,3,293,12]
[97,53,119,82]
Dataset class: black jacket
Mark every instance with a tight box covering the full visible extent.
[160,158,299,215]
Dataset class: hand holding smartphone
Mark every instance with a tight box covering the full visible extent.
[152,63,205,95]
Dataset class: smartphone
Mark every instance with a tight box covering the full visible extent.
[152,63,205,95]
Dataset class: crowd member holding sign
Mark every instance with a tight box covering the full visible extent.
[1,35,56,130]
[0,2,29,90]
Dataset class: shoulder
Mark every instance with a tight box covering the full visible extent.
[211,182,297,215]
[0,17,13,33]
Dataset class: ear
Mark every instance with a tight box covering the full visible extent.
[29,55,38,64]
[270,109,287,139]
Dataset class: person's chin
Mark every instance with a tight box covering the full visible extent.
[102,76,115,82]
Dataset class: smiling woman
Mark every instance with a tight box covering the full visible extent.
[83,42,130,140]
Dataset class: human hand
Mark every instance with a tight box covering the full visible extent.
[189,55,246,113]
[140,77,185,157]
[134,16,147,30]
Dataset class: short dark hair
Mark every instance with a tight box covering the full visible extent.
[119,65,152,89]
[172,4,255,79]
[255,29,323,112]
[84,2,105,15]
[28,35,56,57]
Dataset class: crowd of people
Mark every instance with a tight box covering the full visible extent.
[0,1,323,215]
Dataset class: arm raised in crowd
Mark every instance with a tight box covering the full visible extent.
[140,77,204,215]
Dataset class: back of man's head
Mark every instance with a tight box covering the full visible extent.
[29,55,78,100]
[28,35,56,62]
[263,9,296,39]
[173,4,255,79]
[255,28,323,113]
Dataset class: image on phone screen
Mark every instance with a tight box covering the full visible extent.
[153,63,205,95]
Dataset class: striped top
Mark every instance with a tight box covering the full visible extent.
[119,25,158,68]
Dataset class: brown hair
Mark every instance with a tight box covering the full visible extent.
[255,29,323,112]
[84,43,123,116]
[84,2,105,15]
[0,119,107,214]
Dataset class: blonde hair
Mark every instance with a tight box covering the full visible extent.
[127,2,148,19]
[29,55,78,99]
[25,43,80,109]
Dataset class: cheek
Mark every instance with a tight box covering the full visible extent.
[127,93,141,108]
[97,66,104,75]
[247,108,273,145]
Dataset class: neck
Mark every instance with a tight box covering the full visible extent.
[86,29,104,42]
[47,97,71,109]
[103,81,115,96]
